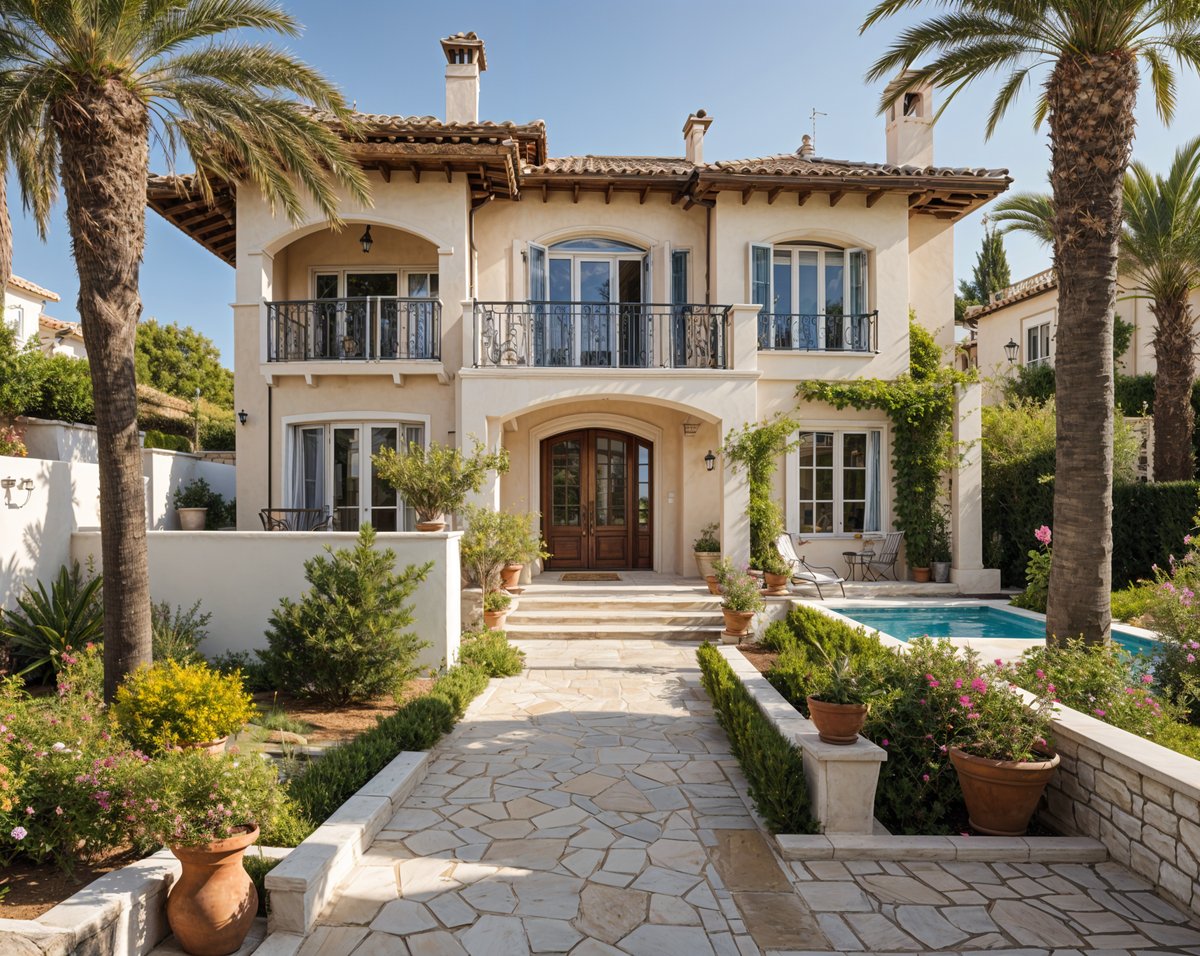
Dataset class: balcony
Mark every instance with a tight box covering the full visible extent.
[474,301,732,370]
[267,297,441,362]
[757,311,878,353]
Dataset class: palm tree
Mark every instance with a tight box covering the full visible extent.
[994,138,1200,481]
[863,1,1200,646]
[0,0,370,699]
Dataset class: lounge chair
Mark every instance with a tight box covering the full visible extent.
[775,533,846,599]
[863,531,904,581]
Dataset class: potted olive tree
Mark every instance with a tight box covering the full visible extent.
[693,523,721,580]
[373,438,509,531]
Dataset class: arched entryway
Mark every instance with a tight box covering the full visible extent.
[540,429,652,570]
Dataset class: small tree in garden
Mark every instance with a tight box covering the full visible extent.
[721,415,800,569]
[373,439,510,525]
[460,506,549,592]
[259,526,431,705]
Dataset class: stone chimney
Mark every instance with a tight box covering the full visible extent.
[797,134,815,159]
[440,32,487,124]
[885,74,934,167]
[683,110,713,164]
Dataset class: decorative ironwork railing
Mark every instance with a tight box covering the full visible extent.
[474,301,731,369]
[267,297,441,362]
[756,311,878,353]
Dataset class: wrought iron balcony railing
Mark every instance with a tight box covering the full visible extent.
[267,297,441,362]
[757,311,878,353]
[474,301,732,369]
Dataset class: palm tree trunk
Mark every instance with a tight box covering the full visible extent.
[1045,53,1137,647]
[0,165,11,294]
[52,78,152,699]
[1152,296,1196,481]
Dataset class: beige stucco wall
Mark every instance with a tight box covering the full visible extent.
[975,280,1200,396]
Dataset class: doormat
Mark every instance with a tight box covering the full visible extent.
[560,572,621,582]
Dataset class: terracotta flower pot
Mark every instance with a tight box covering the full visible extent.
[416,518,447,532]
[168,825,259,956]
[500,563,524,592]
[483,609,509,630]
[911,566,931,583]
[705,574,721,595]
[694,551,721,579]
[180,737,228,756]
[721,608,755,642]
[806,697,869,745]
[762,571,790,596]
[949,746,1061,836]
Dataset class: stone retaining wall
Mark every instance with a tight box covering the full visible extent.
[1039,699,1200,919]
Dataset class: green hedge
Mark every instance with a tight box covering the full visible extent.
[986,474,1198,588]
[144,430,193,452]
[695,643,818,834]
[285,661,491,831]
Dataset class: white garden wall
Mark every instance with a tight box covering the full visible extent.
[70,530,462,670]
[142,448,236,530]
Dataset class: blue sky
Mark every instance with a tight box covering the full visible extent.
[10,0,1200,366]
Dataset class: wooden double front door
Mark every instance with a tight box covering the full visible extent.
[540,429,652,570]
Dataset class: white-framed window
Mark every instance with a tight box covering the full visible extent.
[287,420,426,531]
[1025,320,1052,367]
[311,269,439,300]
[749,242,869,350]
[794,428,883,535]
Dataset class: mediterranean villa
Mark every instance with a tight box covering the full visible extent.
[146,32,1009,588]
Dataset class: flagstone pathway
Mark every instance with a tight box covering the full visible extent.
[299,640,1200,956]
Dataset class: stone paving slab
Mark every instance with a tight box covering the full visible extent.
[298,639,1200,956]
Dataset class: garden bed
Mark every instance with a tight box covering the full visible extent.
[1,846,140,920]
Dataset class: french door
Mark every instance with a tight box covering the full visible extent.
[541,429,652,570]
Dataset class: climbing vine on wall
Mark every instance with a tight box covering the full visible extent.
[796,321,971,566]
[722,414,800,569]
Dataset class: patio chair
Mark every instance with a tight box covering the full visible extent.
[863,531,904,581]
[775,533,846,600]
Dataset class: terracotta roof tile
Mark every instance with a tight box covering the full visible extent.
[7,274,60,301]
[301,107,545,137]
[711,153,1008,180]
[527,156,695,176]
[39,315,81,335]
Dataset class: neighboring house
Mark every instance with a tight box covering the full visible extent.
[969,267,1200,380]
[3,274,85,358]
[147,32,1009,581]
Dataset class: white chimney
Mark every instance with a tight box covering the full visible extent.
[441,32,487,124]
[884,74,935,167]
[683,110,713,164]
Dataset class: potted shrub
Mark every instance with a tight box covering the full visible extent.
[719,567,765,643]
[804,646,878,745]
[460,506,550,594]
[948,665,1059,836]
[174,477,217,531]
[373,438,509,531]
[117,749,285,956]
[483,589,513,629]
[501,511,550,593]
[760,547,792,596]
[693,523,721,580]
[113,660,255,754]
[931,511,952,584]
[906,522,933,583]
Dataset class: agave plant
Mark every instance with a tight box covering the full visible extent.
[2,563,103,681]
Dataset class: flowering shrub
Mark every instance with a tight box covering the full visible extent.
[0,646,143,870]
[112,748,286,848]
[1010,639,1173,740]
[1011,525,1052,613]
[113,661,255,752]
[1142,518,1200,720]
[719,567,766,613]
[0,424,26,457]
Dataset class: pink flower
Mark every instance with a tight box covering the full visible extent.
[959,695,973,708]
[10,826,26,840]
[921,774,930,782]
[1188,655,1196,664]
[881,739,890,747]
[54,807,63,816]
[1046,684,1056,695]
[24,806,33,816]
[1035,669,1045,680]
[1094,709,1107,717]
[1034,525,1052,546]
[1142,674,1154,685]
[971,677,988,694]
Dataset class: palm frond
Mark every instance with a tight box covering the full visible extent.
[991,192,1057,247]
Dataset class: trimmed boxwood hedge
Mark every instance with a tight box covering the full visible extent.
[695,643,818,834]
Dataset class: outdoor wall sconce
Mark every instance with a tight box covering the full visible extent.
[19,478,33,491]
[1004,338,1019,364]
[0,477,14,489]
[704,450,716,472]
[1,477,33,491]
[359,225,373,254]
[237,409,249,426]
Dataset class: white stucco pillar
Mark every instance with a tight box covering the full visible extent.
[728,304,760,372]
[951,382,1001,592]
[722,463,752,570]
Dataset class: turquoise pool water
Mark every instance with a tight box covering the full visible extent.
[836,605,1158,657]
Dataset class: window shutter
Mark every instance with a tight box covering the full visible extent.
[528,243,548,300]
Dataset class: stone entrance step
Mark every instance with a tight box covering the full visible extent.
[503,621,727,641]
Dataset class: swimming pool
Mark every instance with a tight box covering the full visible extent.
[834,604,1159,657]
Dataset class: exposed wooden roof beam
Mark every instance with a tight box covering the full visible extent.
[605,184,613,205]
[829,190,845,207]
[741,185,754,205]
[541,183,548,203]
[797,190,811,206]
[573,183,580,204]
[639,185,650,205]
[767,186,783,205]
[410,164,421,183]
[443,163,453,183]
[865,190,883,207]
[909,191,925,207]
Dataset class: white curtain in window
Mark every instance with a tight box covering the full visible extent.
[291,427,325,510]
[865,430,881,532]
